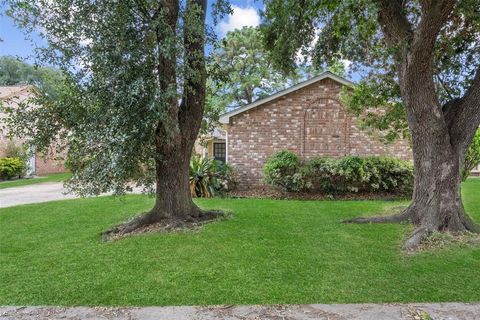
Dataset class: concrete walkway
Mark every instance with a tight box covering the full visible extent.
[1,303,479,320]
[0,183,77,208]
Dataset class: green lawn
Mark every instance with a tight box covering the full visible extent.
[0,172,71,189]
[1,179,479,306]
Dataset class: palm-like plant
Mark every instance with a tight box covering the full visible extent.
[189,156,233,198]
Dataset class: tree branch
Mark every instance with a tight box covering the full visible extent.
[445,66,480,156]
[409,0,456,69]
[375,0,413,46]
[179,0,207,142]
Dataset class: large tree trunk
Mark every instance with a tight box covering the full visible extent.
[151,145,201,220]
[402,131,479,249]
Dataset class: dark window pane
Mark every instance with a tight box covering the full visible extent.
[213,143,226,163]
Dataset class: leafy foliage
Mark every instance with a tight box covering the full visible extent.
[0,157,26,180]
[262,150,305,192]
[263,150,413,195]
[3,141,28,162]
[462,129,480,181]
[189,155,234,198]
[202,26,300,134]
[261,0,480,141]
[5,0,228,197]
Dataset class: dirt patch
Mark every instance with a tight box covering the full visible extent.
[412,231,480,253]
[102,210,230,241]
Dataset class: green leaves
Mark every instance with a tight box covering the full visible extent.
[4,0,212,196]
[462,129,480,181]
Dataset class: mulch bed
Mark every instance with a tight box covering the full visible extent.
[103,210,228,241]
[228,189,410,201]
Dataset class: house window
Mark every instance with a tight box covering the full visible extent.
[213,142,226,163]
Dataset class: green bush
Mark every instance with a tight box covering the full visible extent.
[0,157,27,180]
[189,156,234,198]
[263,151,414,195]
[263,150,304,192]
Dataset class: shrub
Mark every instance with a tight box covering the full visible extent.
[263,150,304,192]
[462,129,480,181]
[189,156,234,198]
[0,157,27,180]
[4,141,28,161]
[301,157,338,192]
[263,151,414,195]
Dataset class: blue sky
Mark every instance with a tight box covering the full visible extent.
[0,1,264,61]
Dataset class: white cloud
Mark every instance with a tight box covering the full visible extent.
[218,5,260,36]
[340,59,353,71]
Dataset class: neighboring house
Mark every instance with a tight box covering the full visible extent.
[218,71,413,190]
[0,85,66,176]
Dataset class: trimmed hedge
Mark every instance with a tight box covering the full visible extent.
[0,157,26,180]
[263,150,413,195]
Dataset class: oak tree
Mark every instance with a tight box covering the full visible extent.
[262,0,480,249]
[6,0,229,235]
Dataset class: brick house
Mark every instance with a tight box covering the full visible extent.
[0,85,66,176]
[217,71,414,190]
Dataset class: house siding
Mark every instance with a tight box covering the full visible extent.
[226,78,412,190]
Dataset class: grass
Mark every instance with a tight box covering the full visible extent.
[0,179,479,306]
[0,172,71,189]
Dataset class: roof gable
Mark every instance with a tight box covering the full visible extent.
[219,71,354,124]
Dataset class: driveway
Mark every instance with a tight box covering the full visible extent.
[0,183,78,208]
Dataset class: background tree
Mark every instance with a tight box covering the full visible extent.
[209,26,296,107]
[6,0,229,235]
[0,56,64,98]
[462,129,480,181]
[202,26,299,133]
[262,0,480,249]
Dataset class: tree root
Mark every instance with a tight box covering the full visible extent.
[101,209,226,241]
[342,207,412,224]
[101,211,160,240]
[404,227,433,251]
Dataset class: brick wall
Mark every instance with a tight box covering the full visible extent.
[35,155,66,175]
[227,78,412,190]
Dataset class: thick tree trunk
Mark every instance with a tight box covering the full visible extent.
[150,144,201,220]
[402,137,479,249]
[346,0,480,250]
